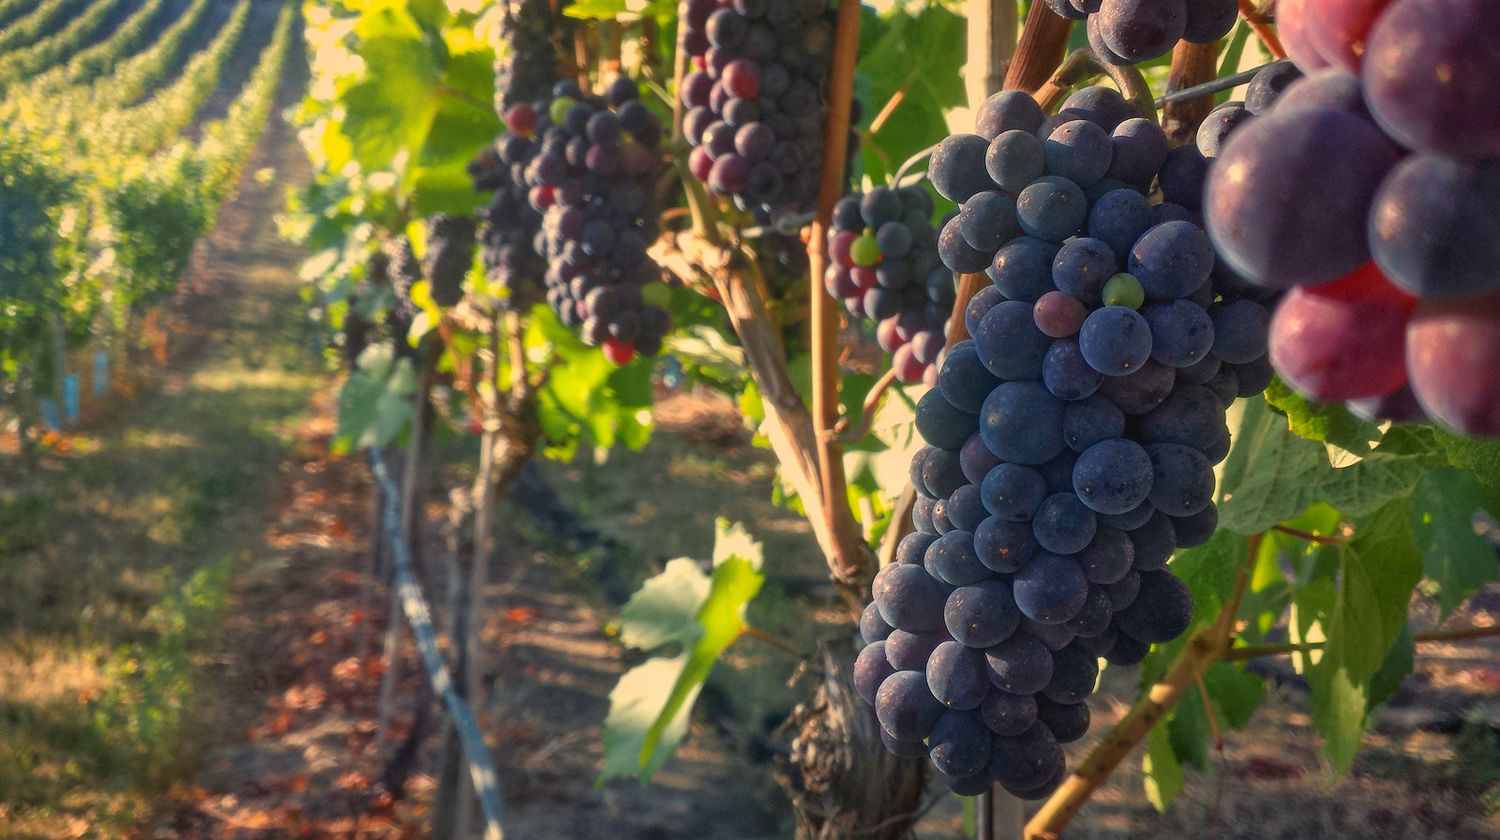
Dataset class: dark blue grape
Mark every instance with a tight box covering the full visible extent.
[940,340,1004,414]
[973,300,1052,380]
[1128,221,1215,300]
[916,388,978,451]
[1021,617,1076,651]
[1144,300,1215,367]
[1013,551,1089,624]
[981,689,1039,735]
[885,629,947,671]
[1169,503,1218,548]
[1107,118,1169,187]
[1052,237,1118,308]
[987,129,1047,191]
[1042,644,1100,704]
[1103,569,1141,611]
[959,190,1021,252]
[976,90,1047,139]
[1085,190,1152,267]
[1038,449,1080,495]
[1061,85,1135,131]
[979,463,1048,522]
[1035,696,1091,743]
[1072,438,1154,515]
[991,236,1063,302]
[980,382,1067,466]
[1197,101,1252,157]
[855,642,895,704]
[1115,569,1194,643]
[927,643,991,711]
[874,563,949,633]
[989,721,1064,792]
[1042,339,1104,401]
[1099,501,1155,531]
[946,485,986,531]
[896,531,938,565]
[1158,143,1208,211]
[1105,631,1150,665]
[1076,526,1134,585]
[1208,299,1270,364]
[946,579,1022,648]
[960,433,1002,486]
[939,214,995,273]
[1079,306,1153,376]
[1063,584,1113,638]
[965,284,1004,335]
[1244,60,1302,115]
[1032,494,1098,555]
[1062,394,1126,452]
[1016,176,1088,243]
[930,134,996,203]
[925,529,991,586]
[1044,119,1113,186]
[1144,442,1215,516]
[974,516,1040,573]
[921,447,967,498]
[876,669,945,742]
[861,601,893,644]
[984,633,1054,694]
[1099,359,1176,414]
[928,709,992,777]
[1136,385,1226,452]
[1128,510,1177,570]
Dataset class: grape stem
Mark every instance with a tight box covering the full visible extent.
[1162,41,1221,146]
[1271,524,1345,544]
[1236,0,1286,58]
[1034,48,1158,124]
[1222,625,1500,662]
[835,366,898,444]
[1024,533,1263,840]
[740,625,812,659]
[867,68,918,134]
[891,143,939,189]
[1002,1,1072,93]
[804,0,870,602]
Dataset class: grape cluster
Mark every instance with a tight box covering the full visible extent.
[423,214,478,308]
[511,79,671,364]
[1042,0,1238,65]
[678,0,841,213]
[853,86,1267,796]
[493,0,574,109]
[1207,0,1500,436]
[469,141,548,310]
[825,185,952,385]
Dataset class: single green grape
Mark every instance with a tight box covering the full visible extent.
[548,96,576,126]
[1102,273,1145,309]
[850,230,882,267]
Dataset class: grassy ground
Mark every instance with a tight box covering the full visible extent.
[0,25,320,833]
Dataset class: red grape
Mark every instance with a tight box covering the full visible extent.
[1268,263,1416,400]
[1406,292,1500,436]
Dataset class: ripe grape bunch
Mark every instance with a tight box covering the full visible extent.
[423,214,478,308]
[678,0,843,213]
[1207,0,1500,436]
[825,185,953,385]
[854,85,1270,796]
[1042,0,1238,65]
[520,79,672,364]
[468,144,549,311]
[493,0,574,110]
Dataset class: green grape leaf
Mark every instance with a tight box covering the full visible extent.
[854,4,967,184]
[339,9,444,171]
[602,519,766,782]
[334,344,418,454]
[1303,499,1423,773]
[526,305,655,457]
[1218,397,1428,534]
[1264,377,1384,463]
[1409,467,1500,616]
[1143,723,1184,811]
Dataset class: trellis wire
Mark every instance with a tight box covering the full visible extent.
[369,447,506,840]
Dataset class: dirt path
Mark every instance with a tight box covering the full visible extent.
[0,27,322,840]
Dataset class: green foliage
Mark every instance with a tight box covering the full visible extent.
[335,344,419,454]
[601,520,766,782]
[527,304,656,458]
[854,3,968,187]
